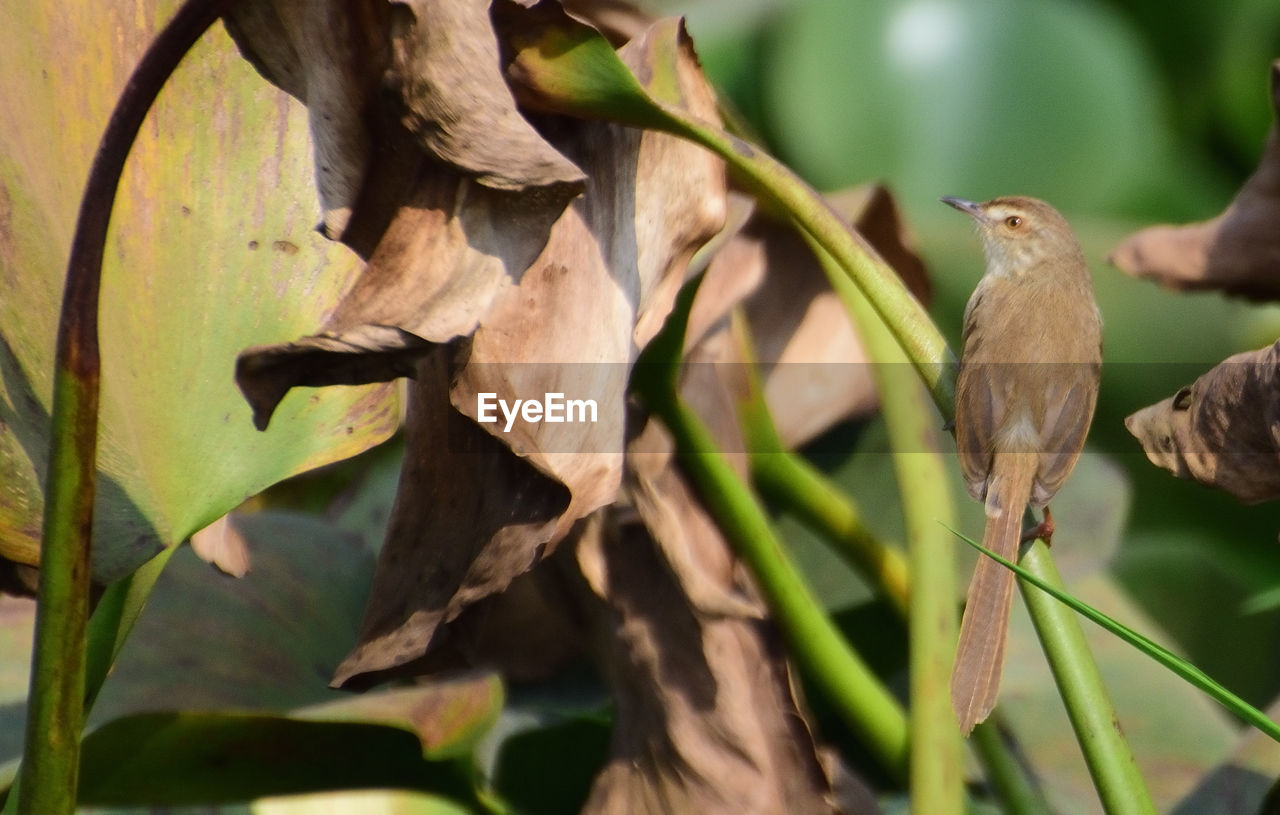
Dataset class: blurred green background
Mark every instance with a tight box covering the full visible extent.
[658,0,1280,710]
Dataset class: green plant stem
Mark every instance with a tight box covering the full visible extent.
[1019,543,1156,815]
[16,367,95,814]
[661,398,909,780]
[15,3,234,812]
[969,723,1049,814]
[815,242,962,814]
[635,280,908,779]
[751,449,909,616]
[665,124,957,418]
[734,326,910,616]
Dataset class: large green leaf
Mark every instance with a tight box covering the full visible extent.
[0,1,398,581]
[75,712,480,808]
[1,506,505,807]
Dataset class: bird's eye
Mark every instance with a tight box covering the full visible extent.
[1004,215,1023,228]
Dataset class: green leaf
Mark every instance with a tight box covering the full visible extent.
[3,509,504,808]
[0,0,399,583]
[949,524,1280,744]
[76,712,479,808]
[3,509,502,766]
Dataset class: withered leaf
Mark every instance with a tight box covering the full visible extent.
[1109,60,1280,300]
[320,14,726,685]
[408,554,587,683]
[333,351,571,688]
[389,0,586,191]
[223,0,389,237]
[225,0,585,241]
[235,158,579,430]
[575,421,839,814]
[1125,340,1280,503]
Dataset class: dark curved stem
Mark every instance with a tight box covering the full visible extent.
[16,2,236,812]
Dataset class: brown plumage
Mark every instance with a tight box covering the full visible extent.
[943,195,1102,734]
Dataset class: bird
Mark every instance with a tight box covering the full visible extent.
[942,195,1103,734]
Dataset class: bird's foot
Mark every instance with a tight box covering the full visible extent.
[1020,506,1055,546]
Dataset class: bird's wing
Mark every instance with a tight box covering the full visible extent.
[1031,360,1101,505]
[955,286,1006,500]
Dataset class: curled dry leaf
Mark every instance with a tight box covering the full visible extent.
[235,159,577,430]
[1109,60,1280,300]
[223,1,389,238]
[388,0,586,192]
[224,0,585,239]
[574,420,839,814]
[235,8,726,685]
[1125,340,1280,504]
[333,350,572,687]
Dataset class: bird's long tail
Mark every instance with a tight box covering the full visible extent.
[951,452,1038,734]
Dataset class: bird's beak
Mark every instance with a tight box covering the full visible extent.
[941,196,984,221]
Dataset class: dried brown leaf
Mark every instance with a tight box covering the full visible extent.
[319,14,726,685]
[625,417,760,618]
[224,0,389,237]
[236,158,579,430]
[1109,61,1280,299]
[388,0,586,191]
[444,11,726,555]
[574,424,839,813]
[333,351,571,687]
[1125,341,1280,503]
[225,0,584,242]
[416,558,587,682]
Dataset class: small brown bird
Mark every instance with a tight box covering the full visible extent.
[943,195,1102,734]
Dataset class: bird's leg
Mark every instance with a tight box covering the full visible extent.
[1020,506,1055,546]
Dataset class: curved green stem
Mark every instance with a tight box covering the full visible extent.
[511,16,958,416]
[736,335,910,616]
[635,280,909,781]
[659,397,910,780]
[1018,544,1157,814]
[750,449,909,616]
[810,241,962,814]
[16,3,235,812]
